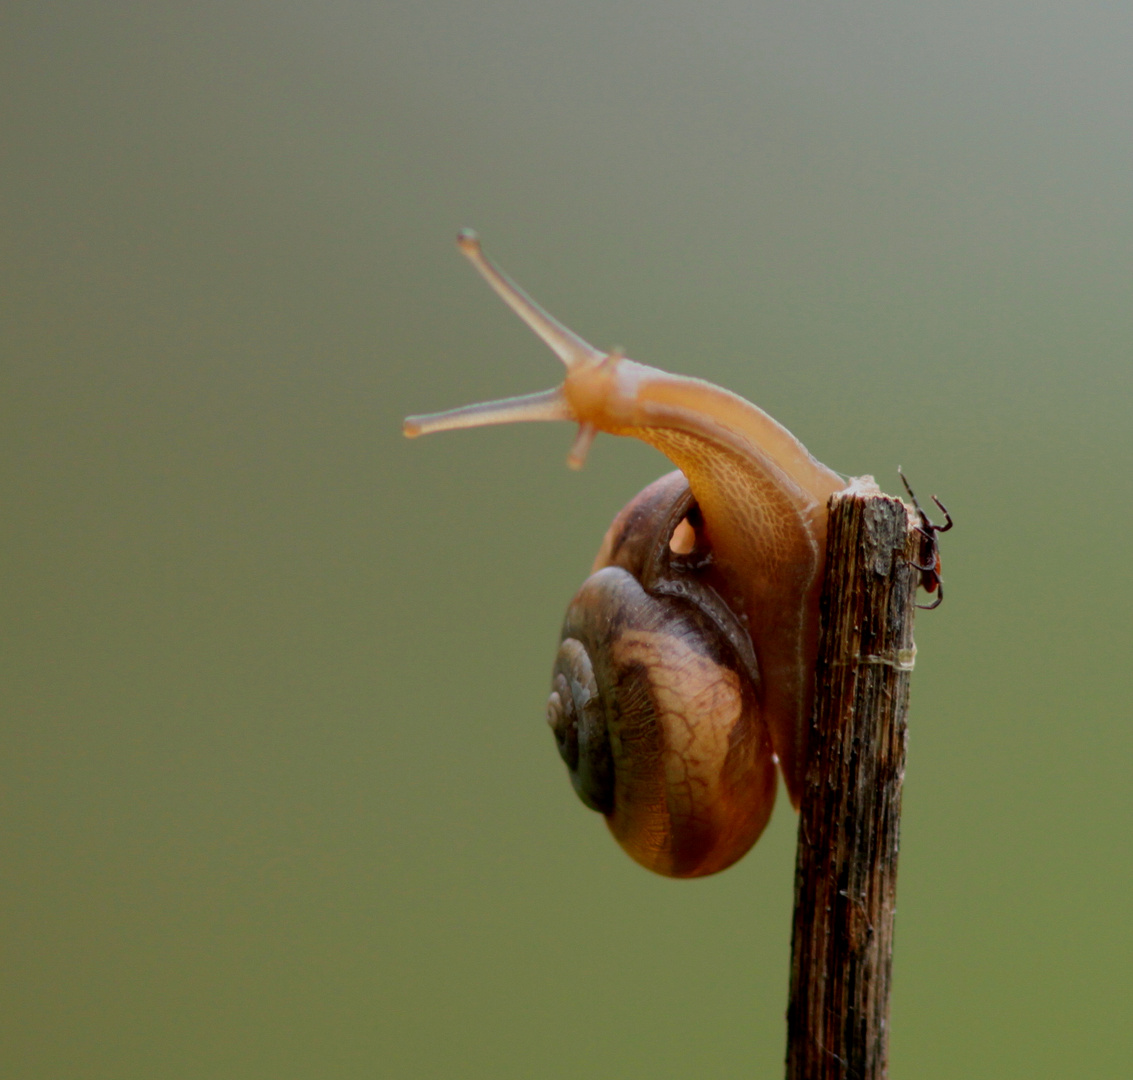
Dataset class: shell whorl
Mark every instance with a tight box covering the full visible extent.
[547,475,778,878]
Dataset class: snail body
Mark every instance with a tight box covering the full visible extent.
[405,231,854,877]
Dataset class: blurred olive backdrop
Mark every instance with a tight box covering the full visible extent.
[3,2,1131,1077]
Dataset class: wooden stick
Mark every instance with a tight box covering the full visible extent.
[785,488,920,1080]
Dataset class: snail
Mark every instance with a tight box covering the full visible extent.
[405,230,860,878]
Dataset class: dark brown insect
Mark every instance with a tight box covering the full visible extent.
[899,468,953,610]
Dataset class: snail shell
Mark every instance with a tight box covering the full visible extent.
[547,472,776,877]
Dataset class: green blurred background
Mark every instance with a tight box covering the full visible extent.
[3,2,1130,1077]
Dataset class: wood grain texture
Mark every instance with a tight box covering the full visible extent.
[785,490,919,1080]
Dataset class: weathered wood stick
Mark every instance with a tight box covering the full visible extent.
[786,488,920,1080]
